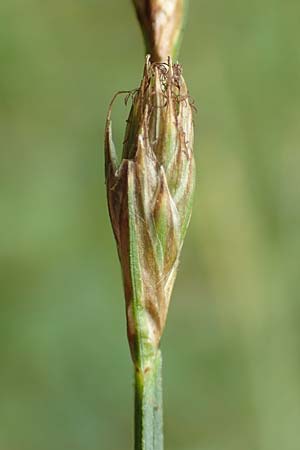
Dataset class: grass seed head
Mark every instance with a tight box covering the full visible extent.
[105,56,195,367]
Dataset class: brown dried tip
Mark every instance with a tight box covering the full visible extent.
[132,0,186,61]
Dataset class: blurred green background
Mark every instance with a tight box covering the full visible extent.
[1,1,300,449]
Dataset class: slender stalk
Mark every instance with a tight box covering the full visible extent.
[135,351,163,450]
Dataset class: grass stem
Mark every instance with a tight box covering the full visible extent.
[134,350,163,450]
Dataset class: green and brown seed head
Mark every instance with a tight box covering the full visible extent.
[105,57,195,368]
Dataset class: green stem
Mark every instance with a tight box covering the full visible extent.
[134,350,163,450]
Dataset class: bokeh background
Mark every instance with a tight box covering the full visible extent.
[1,1,300,449]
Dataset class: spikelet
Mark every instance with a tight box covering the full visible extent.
[105,56,195,369]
